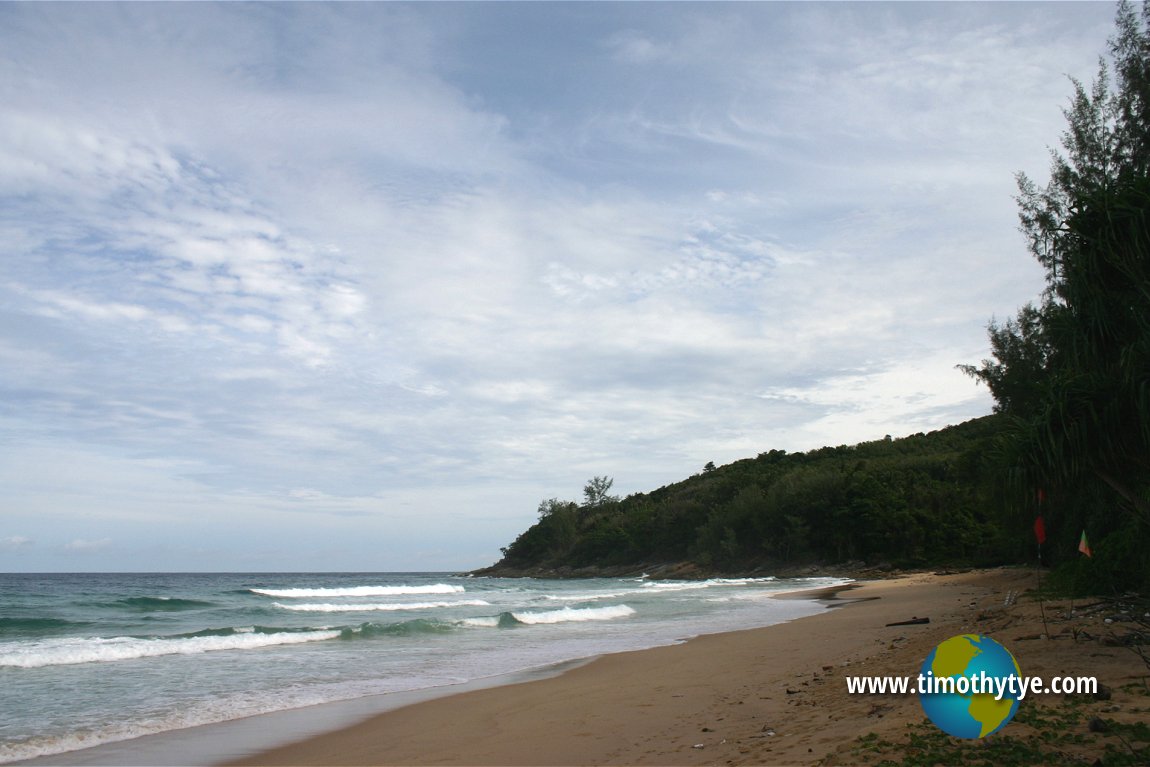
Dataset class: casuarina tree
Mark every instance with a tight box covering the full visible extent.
[962,1,1150,589]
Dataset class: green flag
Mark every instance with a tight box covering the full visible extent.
[1078,530,1092,558]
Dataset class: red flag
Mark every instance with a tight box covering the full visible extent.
[1033,515,1047,545]
[1079,530,1092,557]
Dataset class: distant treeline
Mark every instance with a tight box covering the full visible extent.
[485,416,1015,576]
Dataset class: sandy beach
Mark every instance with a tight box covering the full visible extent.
[225,567,1148,766]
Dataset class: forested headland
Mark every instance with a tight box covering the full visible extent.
[478,3,1150,594]
[476,416,1011,579]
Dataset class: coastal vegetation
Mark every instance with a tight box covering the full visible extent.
[481,415,1010,577]
[961,0,1150,594]
[482,2,1150,595]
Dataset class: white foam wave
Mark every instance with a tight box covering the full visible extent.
[541,591,630,602]
[251,584,465,598]
[638,581,706,592]
[274,600,490,612]
[706,589,788,603]
[0,630,340,669]
[458,616,501,628]
[512,605,636,624]
[766,577,853,597]
[642,577,776,592]
[0,680,364,764]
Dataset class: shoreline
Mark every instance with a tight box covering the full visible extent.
[222,568,1041,766]
[10,660,599,767]
[21,567,1144,766]
[10,577,840,767]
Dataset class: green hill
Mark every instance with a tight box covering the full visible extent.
[476,415,1016,578]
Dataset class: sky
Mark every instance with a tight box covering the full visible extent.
[0,1,1121,572]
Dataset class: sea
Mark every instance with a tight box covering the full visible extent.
[0,572,847,765]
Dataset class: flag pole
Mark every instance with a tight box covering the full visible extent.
[1037,546,1049,638]
[1034,498,1048,638]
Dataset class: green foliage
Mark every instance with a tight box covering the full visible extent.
[493,418,1008,573]
[962,1,1150,593]
[582,476,619,509]
[497,498,579,566]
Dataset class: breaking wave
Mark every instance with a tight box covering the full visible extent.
[541,591,631,602]
[640,577,776,592]
[0,629,340,669]
[341,619,458,638]
[275,600,490,612]
[461,605,637,627]
[512,605,636,624]
[249,584,465,598]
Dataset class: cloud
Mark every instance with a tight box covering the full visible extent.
[64,538,112,552]
[0,2,1118,570]
[1,536,34,550]
[0,113,369,367]
[606,31,666,64]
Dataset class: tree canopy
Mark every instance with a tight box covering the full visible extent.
[483,417,1009,577]
[962,0,1150,591]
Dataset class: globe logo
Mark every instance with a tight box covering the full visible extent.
[918,634,1022,738]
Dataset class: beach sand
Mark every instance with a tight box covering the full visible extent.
[225,568,1149,766]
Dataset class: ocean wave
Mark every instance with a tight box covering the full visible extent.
[0,617,93,636]
[641,577,776,592]
[341,619,457,638]
[0,629,340,669]
[511,605,636,625]
[706,589,788,603]
[113,596,216,611]
[173,626,258,638]
[0,681,356,764]
[540,591,631,602]
[249,584,465,598]
[456,605,636,628]
[457,612,524,629]
[275,599,490,613]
